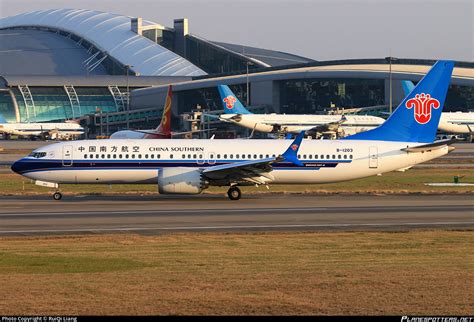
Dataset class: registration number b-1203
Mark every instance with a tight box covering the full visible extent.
[336,148,353,153]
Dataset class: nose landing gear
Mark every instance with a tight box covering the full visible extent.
[227,186,241,200]
[53,191,62,200]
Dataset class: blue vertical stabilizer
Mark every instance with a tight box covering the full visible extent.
[344,60,454,143]
[217,85,252,114]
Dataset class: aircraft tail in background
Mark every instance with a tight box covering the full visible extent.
[402,80,416,96]
[152,85,173,137]
[217,85,252,115]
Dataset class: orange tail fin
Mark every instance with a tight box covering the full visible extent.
[156,85,172,135]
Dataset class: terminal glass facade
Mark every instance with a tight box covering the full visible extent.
[13,87,72,122]
[279,78,385,114]
[445,85,474,112]
[0,91,16,122]
[75,87,117,114]
[394,82,474,113]
[9,87,119,123]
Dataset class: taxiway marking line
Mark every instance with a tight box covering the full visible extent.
[1,221,473,234]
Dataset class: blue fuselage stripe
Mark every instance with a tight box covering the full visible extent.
[13,158,352,175]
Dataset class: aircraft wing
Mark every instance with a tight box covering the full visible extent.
[202,131,305,184]
[0,128,40,136]
[171,128,217,137]
[202,157,278,183]
[126,128,216,136]
[203,113,220,120]
[260,121,313,129]
[307,116,347,132]
[131,130,163,135]
[260,116,347,135]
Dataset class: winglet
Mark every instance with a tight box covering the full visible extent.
[281,131,305,166]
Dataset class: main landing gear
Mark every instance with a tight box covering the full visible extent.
[53,191,63,200]
[227,186,241,200]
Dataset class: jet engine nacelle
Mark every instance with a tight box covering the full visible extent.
[158,167,208,194]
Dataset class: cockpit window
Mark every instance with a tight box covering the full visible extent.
[29,152,47,158]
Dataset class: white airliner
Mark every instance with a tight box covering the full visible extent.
[438,112,474,134]
[11,61,455,200]
[0,114,84,140]
[402,80,473,134]
[216,85,385,138]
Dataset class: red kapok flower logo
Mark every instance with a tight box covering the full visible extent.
[405,93,440,124]
[223,95,237,109]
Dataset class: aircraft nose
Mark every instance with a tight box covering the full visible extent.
[11,159,24,174]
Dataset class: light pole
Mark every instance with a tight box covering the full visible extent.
[106,111,109,136]
[125,64,133,129]
[246,61,253,107]
[96,107,103,137]
[385,56,398,114]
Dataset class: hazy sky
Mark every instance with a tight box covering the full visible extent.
[1,0,472,62]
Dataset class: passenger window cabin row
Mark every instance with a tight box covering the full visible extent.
[83,153,354,160]
[84,154,161,159]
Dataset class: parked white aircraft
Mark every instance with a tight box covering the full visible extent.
[215,85,385,138]
[402,80,473,134]
[0,114,84,140]
[438,112,474,134]
[11,61,455,200]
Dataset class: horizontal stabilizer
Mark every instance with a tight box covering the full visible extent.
[402,138,459,153]
[395,166,413,172]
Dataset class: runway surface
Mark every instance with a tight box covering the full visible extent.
[0,194,472,235]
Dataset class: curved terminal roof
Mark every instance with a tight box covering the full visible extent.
[0,9,206,77]
[213,41,316,67]
[0,29,108,76]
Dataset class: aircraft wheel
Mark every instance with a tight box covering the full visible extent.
[227,186,241,200]
[53,192,62,200]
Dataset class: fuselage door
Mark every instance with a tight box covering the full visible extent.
[369,146,378,169]
[62,145,73,167]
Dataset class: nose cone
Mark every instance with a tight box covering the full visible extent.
[11,159,24,174]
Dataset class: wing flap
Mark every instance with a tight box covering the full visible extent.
[202,157,277,180]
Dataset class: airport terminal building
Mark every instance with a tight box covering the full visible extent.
[0,9,473,137]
